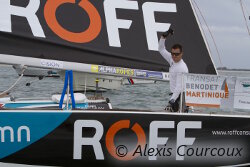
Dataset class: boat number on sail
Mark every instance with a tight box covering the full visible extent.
[0,0,176,51]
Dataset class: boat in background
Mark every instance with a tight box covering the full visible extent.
[12,65,60,77]
[61,71,164,92]
[12,66,163,91]
[60,71,123,91]
[0,93,111,110]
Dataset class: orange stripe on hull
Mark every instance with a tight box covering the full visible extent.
[186,103,220,108]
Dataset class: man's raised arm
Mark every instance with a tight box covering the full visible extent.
[158,37,172,64]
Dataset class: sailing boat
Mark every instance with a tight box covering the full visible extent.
[0,0,250,166]
[62,72,160,92]
[12,64,60,77]
[67,72,159,91]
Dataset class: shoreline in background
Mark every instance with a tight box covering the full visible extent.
[2,63,250,71]
[217,67,250,71]
[0,64,11,67]
[0,65,250,112]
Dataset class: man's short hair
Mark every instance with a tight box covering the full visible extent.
[171,44,183,52]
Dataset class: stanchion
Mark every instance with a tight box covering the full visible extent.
[59,70,75,109]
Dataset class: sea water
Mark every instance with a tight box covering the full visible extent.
[0,65,250,113]
[0,65,169,110]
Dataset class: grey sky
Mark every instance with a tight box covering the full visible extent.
[194,0,250,69]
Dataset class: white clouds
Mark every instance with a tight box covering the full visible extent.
[194,0,250,69]
[203,25,247,34]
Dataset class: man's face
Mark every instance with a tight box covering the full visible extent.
[171,48,183,63]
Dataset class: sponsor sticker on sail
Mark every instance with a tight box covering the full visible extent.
[184,74,230,108]
[98,65,135,77]
[234,79,250,110]
[40,59,63,69]
[91,65,99,73]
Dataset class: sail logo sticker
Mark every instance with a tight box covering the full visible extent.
[91,65,99,73]
[44,0,102,43]
[98,66,135,76]
[146,71,163,79]
[136,71,147,77]
[41,59,63,69]
[0,0,177,51]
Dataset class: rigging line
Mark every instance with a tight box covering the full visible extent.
[242,0,250,16]
[0,67,26,96]
[192,0,224,68]
[190,0,216,66]
[240,0,250,35]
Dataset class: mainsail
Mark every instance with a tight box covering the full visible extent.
[0,0,216,77]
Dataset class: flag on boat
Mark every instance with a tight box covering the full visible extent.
[234,78,250,110]
[184,73,233,108]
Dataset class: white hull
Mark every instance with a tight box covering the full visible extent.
[64,71,123,91]
[0,93,112,110]
[12,65,59,77]
[60,71,165,91]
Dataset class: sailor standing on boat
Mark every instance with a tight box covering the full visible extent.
[158,29,188,112]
